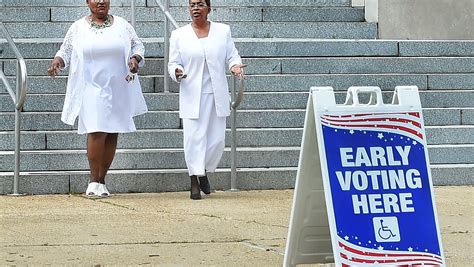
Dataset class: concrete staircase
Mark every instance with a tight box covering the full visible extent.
[1,0,473,194]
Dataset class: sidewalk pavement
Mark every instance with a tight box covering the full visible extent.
[1,186,472,266]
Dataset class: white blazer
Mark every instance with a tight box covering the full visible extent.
[168,22,242,119]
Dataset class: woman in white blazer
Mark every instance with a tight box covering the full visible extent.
[168,0,246,200]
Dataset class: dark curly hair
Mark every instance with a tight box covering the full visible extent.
[189,0,211,7]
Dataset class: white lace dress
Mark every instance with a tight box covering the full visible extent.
[55,16,148,134]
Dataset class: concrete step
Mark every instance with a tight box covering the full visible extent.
[272,57,474,75]
[0,76,158,94]
[1,144,473,172]
[241,73,473,91]
[0,128,300,150]
[2,7,363,23]
[1,0,147,7]
[0,164,472,195]
[2,7,364,23]
[0,108,472,131]
[0,39,395,59]
[1,90,472,112]
[1,0,351,7]
[1,21,377,39]
[2,74,472,95]
[164,0,353,7]
[0,147,302,171]
[399,41,474,57]
[0,167,297,195]
[1,125,472,151]
[2,39,473,59]
[4,57,472,77]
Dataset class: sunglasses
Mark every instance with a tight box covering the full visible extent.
[189,2,207,8]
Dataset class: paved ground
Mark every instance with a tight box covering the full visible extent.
[0,186,472,266]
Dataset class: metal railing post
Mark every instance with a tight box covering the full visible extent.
[13,63,21,195]
[229,77,245,191]
[163,0,170,93]
[230,78,238,191]
[131,0,136,28]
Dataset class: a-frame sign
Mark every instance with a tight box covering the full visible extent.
[284,86,445,267]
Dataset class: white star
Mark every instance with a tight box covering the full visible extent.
[412,141,417,145]
[378,246,384,250]
[350,129,354,134]
[368,240,371,244]
[358,242,361,245]
[335,129,338,132]
[377,133,384,139]
[408,247,413,252]
[344,235,349,240]
[355,236,358,240]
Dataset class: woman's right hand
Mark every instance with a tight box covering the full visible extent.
[48,57,65,77]
[175,68,187,81]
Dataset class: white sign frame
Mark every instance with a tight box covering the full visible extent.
[284,86,445,267]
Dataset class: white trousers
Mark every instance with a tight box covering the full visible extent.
[182,93,226,176]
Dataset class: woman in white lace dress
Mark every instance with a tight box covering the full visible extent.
[47,0,148,197]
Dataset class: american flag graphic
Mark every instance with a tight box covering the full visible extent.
[320,112,424,144]
[337,237,444,266]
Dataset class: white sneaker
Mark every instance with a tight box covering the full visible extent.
[97,183,111,198]
[85,182,99,197]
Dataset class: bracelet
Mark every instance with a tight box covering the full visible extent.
[131,55,142,63]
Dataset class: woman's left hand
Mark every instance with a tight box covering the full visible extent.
[231,64,247,80]
[128,57,140,74]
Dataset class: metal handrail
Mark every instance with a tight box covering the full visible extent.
[1,24,27,110]
[154,0,179,94]
[0,22,28,196]
[130,2,246,190]
[154,0,180,29]
[131,0,136,27]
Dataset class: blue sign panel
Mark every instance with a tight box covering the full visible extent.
[320,111,445,266]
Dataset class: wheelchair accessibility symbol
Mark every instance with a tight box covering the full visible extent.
[373,217,401,242]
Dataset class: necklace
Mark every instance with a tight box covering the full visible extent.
[191,21,210,38]
[89,15,112,30]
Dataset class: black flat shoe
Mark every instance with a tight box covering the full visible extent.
[190,192,202,200]
[190,175,202,200]
[199,176,211,195]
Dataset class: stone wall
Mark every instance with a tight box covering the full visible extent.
[377,0,473,40]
